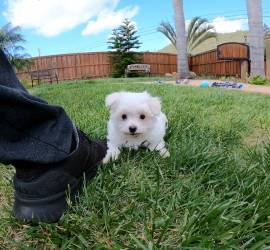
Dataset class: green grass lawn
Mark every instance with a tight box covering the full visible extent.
[1,78,270,249]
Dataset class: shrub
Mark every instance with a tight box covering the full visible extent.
[109,51,142,78]
[249,75,269,85]
[20,79,32,88]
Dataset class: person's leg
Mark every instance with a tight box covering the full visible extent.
[0,49,106,223]
[0,49,76,164]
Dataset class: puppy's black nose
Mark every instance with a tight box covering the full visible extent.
[129,126,137,134]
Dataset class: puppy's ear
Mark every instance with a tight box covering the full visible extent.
[148,97,161,116]
[105,92,120,110]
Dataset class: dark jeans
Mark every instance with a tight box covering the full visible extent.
[0,49,76,165]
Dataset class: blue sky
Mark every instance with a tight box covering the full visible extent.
[0,0,269,57]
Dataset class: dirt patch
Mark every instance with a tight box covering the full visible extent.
[163,79,270,96]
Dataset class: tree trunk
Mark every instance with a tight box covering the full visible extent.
[246,0,265,76]
[266,36,270,79]
[173,0,190,80]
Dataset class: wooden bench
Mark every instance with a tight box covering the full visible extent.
[125,64,151,77]
[31,70,58,87]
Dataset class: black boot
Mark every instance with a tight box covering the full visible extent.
[12,130,107,223]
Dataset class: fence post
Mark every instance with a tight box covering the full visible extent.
[266,36,270,79]
[241,60,249,82]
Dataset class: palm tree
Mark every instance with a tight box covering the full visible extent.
[0,23,32,71]
[246,0,265,76]
[173,0,189,79]
[158,17,216,55]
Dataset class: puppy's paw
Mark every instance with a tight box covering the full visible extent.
[102,147,120,164]
[159,148,170,158]
[148,141,170,158]
[102,153,111,164]
[162,150,170,158]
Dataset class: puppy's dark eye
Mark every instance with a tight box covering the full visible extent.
[140,114,145,120]
[122,114,127,120]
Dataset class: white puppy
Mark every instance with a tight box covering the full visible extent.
[103,91,170,164]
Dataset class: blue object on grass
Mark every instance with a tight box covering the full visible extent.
[211,82,245,89]
[200,80,209,88]
[238,83,245,89]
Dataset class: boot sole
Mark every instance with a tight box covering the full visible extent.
[13,165,98,223]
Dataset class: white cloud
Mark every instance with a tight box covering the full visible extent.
[185,20,191,29]
[4,0,139,37]
[210,17,247,33]
[82,6,139,36]
[185,17,247,33]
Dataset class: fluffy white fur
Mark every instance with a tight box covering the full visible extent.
[103,91,170,164]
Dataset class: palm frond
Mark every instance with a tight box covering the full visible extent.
[188,18,216,53]
[158,17,217,54]
[188,25,216,52]
[157,21,176,47]
[189,32,217,53]
[187,16,201,44]
[0,23,29,70]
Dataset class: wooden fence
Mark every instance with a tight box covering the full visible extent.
[189,50,242,77]
[17,43,254,82]
[189,43,250,78]
[17,52,177,81]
